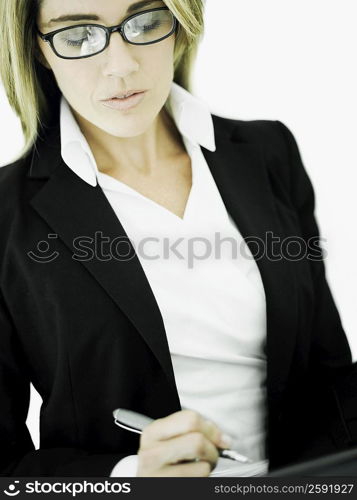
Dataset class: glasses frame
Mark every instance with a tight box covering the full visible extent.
[37,6,178,60]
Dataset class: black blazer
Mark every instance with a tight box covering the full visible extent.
[0,115,356,477]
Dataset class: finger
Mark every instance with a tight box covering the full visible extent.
[159,460,212,477]
[146,431,219,470]
[140,409,227,449]
[202,418,233,449]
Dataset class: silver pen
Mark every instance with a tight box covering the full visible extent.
[112,408,252,464]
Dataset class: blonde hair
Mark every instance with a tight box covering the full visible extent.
[0,0,205,161]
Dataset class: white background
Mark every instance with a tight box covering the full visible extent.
[0,0,356,450]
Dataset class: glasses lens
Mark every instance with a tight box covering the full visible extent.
[124,9,175,44]
[52,25,107,58]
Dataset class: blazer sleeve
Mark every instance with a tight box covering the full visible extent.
[0,287,129,477]
[275,120,357,449]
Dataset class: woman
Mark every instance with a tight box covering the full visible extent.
[0,0,356,478]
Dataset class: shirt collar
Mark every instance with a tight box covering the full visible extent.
[60,80,216,187]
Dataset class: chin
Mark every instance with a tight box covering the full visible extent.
[104,116,154,137]
[102,123,149,138]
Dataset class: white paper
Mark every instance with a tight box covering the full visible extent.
[209,458,269,477]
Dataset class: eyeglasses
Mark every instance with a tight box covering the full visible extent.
[37,7,178,60]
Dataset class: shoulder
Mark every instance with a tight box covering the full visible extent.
[211,114,312,212]
[0,154,32,212]
[211,114,293,157]
[0,152,36,257]
[211,114,299,180]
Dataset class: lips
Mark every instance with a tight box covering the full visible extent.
[101,90,146,100]
[117,93,135,99]
[100,91,147,111]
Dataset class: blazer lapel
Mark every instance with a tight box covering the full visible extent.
[27,117,298,405]
[28,124,180,399]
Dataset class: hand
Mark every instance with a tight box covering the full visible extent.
[136,409,231,477]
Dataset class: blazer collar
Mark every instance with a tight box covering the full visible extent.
[27,116,298,406]
[26,106,224,182]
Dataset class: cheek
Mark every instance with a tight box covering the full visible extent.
[134,41,175,91]
[149,39,175,71]
[51,63,93,95]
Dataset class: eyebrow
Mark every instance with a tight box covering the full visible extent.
[43,0,162,28]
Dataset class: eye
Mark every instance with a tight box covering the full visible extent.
[141,19,162,31]
[64,38,86,46]
[58,27,96,46]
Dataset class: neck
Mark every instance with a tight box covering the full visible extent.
[72,105,185,177]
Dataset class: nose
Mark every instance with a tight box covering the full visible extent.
[102,31,139,78]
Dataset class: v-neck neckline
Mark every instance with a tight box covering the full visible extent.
[97,161,196,224]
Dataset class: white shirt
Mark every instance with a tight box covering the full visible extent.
[60,82,269,477]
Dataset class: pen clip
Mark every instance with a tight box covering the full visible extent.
[114,418,143,435]
[113,408,154,434]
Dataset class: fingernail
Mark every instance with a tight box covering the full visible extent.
[219,433,233,449]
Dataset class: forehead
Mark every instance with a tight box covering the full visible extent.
[39,0,165,26]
